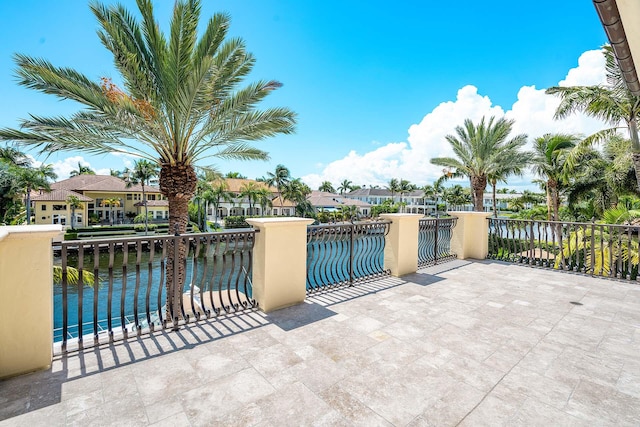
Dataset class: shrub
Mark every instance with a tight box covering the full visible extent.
[134,212,154,223]
[134,223,158,232]
[224,215,250,229]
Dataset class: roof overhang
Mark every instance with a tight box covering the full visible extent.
[594,0,640,95]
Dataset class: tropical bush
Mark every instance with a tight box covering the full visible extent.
[224,216,250,229]
[134,223,158,232]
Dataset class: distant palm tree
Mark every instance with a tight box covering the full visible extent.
[66,195,82,229]
[0,147,30,167]
[103,198,121,225]
[256,187,273,216]
[266,164,291,213]
[225,172,247,179]
[337,179,352,195]
[239,181,261,216]
[126,159,158,234]
[319,181,335,193]
[17,164,57,224]
[282,178,311,215]
[487,147,531,217]
[443,185,472,209]
[397,179,416,213]
[431,116,528,212]
[69,162,95,177]
[546,45,640,192]
[386,178,400,203]
[530,133,578,221]
[566,135,638,217]
[205,180,233,226]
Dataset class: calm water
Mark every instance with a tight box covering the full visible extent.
[53,245,251,341]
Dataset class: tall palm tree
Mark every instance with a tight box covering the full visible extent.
[337,179,352,195]
[442,185,472,209]
[530,133,578,221]
[69,162,95,177]
[0,146,30,167]
[386,178,400,203]
[0,0,296,315]
[103,198,121,225]
[239,181,261,216]
[255,187,272,216]
[282,178,311,216]
[17,164,57,224]
[566,135,638,218]
[266,164,291,214]
[487,147,531,217]
[66,195,82,229]
[127,159,158,234]
[430,116,528,212]
[205,180,233,226]
[397,179,416,213]
[546,45,640,191]
[318,181,335,193]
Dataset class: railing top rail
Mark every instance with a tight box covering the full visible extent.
[53,229,257,247]
[307,220,391,231]
[489,217,640,230]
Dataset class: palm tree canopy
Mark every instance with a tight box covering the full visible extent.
[128,159,158,187]
[0,0,296,173]
[337,179,352,194]
[547,46,640,137]
[431,116,528,211]
[530,133,579,183]
[318,181,335,193]
[431,116,528,179]
[70,162,96,176]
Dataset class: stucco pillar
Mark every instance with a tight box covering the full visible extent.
[380,213,422,277]
[0,225,62,379]
[448,211,493,260]
[245,217,314,312]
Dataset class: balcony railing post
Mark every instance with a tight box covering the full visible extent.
[0,225,62,379]
[246,217,314,312]
[448,211,493,260]
[349,224,355,285]
[434,217,439,265]
[380,213,422,276]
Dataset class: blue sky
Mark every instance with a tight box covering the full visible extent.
[0,1,609,189]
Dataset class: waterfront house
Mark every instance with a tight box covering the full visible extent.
[32,175,166,226]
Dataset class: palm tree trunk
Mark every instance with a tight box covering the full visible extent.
[142,183,148,235]
[629,119,640,193]
[471,175,486,212]
[25,186,31,225]
[491,180,497,218]
[159,163,197,323]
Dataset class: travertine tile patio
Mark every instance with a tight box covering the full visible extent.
[2,259,640,426]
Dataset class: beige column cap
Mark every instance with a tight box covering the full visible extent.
[0,225,63,242]
[246,217,315,228]
[379,213,424,219]
[447,211,493,218]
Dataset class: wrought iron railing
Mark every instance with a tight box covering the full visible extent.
[488,218,640,280]
[54,230,256,352]
[306,221,391,292]
[418,217,457,267]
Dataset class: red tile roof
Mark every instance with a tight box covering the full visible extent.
[30,189,93,202]
[51,175,161,194]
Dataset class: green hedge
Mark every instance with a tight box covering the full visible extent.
[224,216,250,229]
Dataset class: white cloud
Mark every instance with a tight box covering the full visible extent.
[302,49,610,191]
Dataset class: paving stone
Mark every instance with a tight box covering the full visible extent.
[2,260,640,426]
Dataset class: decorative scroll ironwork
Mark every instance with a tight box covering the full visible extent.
[418,217,458,267]
[306,221,391,292]
[54,230,256,352]
[488,218,640,281]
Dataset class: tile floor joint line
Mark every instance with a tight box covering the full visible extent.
[454,300,575,426]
